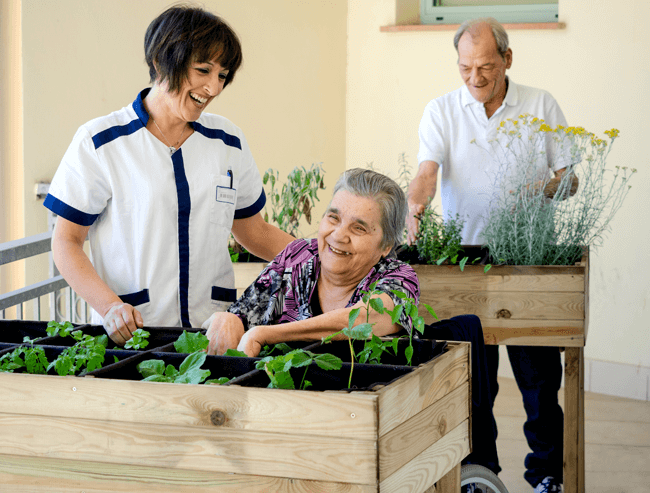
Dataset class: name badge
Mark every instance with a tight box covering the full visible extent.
[216,186,236,205]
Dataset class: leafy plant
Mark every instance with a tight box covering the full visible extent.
[137,351,212,384]
[256,349,342,390]
[479,115,636,265]
[263,163,326,237]
[174,330,209,353]
[46,320,75,338]
[224,349,248,357]
[47,330,108,376]
[124,329,150,350]
[259,342,294,358]
[0,337,49,374]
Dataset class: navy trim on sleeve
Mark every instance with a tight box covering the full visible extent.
[92,118,145,150]
[43,194,100,226]
[119,289,150,307]
[192,122,242,149]
[234,189,266,219]
[211,286,238,303]
[172,150,192,328]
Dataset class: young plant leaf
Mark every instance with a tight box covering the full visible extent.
[174,330,209,353]
[205,377,231,385]
[313,353,342,371]
[404,344,414,365]
[459,257,468,271]
[179,351,207,375]
[224,349,248,358]
[137,359,165,378]
[369,297,385,314]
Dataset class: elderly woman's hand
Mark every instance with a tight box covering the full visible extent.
[103,302,144,346]
[237,326,265,357]
[206,312,245,355]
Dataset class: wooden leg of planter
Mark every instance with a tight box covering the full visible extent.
[563,347,585,493]
[431,463,461,493]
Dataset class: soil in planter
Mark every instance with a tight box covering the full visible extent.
[308,338,447,367]
[242,360,416,392]
[84,350,260,382]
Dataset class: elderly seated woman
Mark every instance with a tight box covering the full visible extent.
[205,168,419,357]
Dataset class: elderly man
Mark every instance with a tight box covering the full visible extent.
[407,18,568,493]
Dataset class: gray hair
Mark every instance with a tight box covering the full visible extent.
[331,168,407,258]
[453,17,509,60]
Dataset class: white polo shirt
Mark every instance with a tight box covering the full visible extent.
[45,89,265,328]
[417,78,569,245]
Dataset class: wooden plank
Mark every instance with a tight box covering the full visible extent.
[419,290,585,322]
[378,382,469,481]
[481,324,584,347]
[563,347,583,493]
[583,249,590,343]
[0,413,377,484]
[377,342,469,437]
[434,463,461,493]
[0,454,376,493]
[0,373,378,440]
[415,266,584,293]
[378,421,470,493]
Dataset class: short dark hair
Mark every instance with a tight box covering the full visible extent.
[144,5,243,92]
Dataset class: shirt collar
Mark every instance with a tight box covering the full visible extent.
[133,88,151,126]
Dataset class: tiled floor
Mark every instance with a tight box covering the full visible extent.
[493,377,650,493]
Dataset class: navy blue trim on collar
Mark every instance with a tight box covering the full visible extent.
[192,121,242,149]
[234,189,266,219]
[43,194,100,226]
[133,88,151,126]
[92,118,145,150]
[171,149,192,328]
[118,289,150,307]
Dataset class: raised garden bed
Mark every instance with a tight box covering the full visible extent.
[0,320,470,492]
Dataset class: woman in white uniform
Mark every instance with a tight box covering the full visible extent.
[45,6,294,345]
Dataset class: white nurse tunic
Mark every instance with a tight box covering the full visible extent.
[45,89,266,328]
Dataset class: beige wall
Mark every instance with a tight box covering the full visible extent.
[347,0,650,367]
[0,0,25,304]
[15,0,346,295]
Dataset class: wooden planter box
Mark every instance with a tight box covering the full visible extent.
[413,250,589,347]
[0,334,470,492]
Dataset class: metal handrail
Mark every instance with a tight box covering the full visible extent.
[0,231,87,322]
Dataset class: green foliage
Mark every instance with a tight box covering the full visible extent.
[415,208,464,265]
[205,377,231,385]
[224,349,248,358]
[47,330,108,376]
[137,351,212,384]
[46,320,74,338]
[258,342,294,358]
[262,163,326,237]
[174,330,209,353]
[479,115,636,265]
[124,329,150,350]
[256,349,342,390]
[0,338,49,374]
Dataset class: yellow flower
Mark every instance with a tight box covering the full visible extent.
[604,128,620,139]
[540,123,552,132]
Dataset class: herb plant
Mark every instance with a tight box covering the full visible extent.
[137,351,220,384]
[124,329,150,350]
[174,330,209,353]
[256,349,342,390]
[0,337,49,374]
[47,330,108,376]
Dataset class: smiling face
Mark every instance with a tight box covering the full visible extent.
[457,24,512,108]
[318,190,392,285]
[158,57,230,123]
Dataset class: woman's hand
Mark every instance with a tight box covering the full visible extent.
[237,326,265,357]
[103,302,144,346]
[206,312,245,355]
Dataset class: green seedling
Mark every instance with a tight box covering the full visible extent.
[46,320,75,338]
[174,330,209,353]
[137,351,212,384]
[256,349,342,390]
[47,331,108,376]
[259,342,293,358]
[124,328,150,350]
[0,337,49,374]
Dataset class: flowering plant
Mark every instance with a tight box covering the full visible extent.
[478,114,636,265]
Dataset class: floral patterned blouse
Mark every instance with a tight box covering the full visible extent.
[228,238,420,334]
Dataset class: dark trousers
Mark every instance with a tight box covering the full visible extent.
[423,315,501,475]
[485,345,564,487]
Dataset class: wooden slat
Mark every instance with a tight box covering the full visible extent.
[419,290,585,321]
[583,249,590,343]
[434,463,461,493]
[377,342,469,437]
[378,421,470,493]
[0,454,376,493]
[414,265,584,293]
[563,347,583,493]
[481,323,584,347]
[0,373,378,439]
[0,413,377,484]
[378,382,469,481]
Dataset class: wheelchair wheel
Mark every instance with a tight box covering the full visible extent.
[460,464,509,493]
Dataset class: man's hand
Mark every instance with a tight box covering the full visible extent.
[206,312,246,355]
[103,302,143,345]
[406,203,425,245]
[237,326,265,357]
